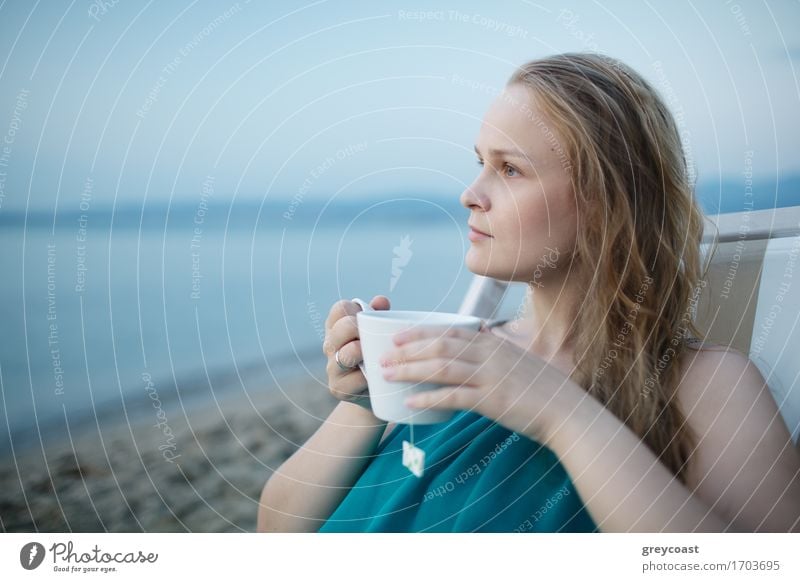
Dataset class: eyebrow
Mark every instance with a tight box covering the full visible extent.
[473,144,531,162]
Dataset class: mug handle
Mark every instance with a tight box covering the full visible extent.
[350,297,373,375]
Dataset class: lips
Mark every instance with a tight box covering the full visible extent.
[468,223,492,237]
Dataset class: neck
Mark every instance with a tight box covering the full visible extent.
[512,268,581,361]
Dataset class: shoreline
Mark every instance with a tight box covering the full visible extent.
[0,369,340,532]
[1,350,330,460]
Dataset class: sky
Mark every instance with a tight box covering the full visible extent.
[0,0,798,213]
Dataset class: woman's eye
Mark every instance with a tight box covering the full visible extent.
[475,159,518,177]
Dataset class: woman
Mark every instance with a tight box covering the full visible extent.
[257,53,800,532]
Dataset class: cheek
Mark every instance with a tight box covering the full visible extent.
[516,186,577,253]
[515,194,556,244]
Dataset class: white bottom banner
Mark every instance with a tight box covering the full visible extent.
[1,533,797,580]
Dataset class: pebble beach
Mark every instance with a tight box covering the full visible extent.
[0,373,339,532]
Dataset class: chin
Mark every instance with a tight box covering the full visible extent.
[465,248,520,282]
[466,245,552,283]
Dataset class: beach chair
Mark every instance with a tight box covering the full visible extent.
[458,205,800,445]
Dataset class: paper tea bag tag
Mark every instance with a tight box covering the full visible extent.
[402,440,425,478]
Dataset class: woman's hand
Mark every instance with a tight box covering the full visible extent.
[379,324,584,445]
[323,295,391,413]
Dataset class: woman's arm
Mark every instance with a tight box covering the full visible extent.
[256,401,391,532]
[383,325,800,531]
[546,389,735,532]
[545,349,800,532]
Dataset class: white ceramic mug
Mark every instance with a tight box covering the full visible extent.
[351,297,482,424]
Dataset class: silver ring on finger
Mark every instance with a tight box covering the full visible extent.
[335,349,358,372]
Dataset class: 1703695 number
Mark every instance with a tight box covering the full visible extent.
[734,560,780,571]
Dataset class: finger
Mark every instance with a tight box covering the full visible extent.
[370,295,391,311]
[334,339,363,371]
[326,356,366,386]
[325,299,362,332]
[328,371,369,401]
[382,357,479,386]
[382,337,486,365]
[323,314,359,357]
[392,324,480,346]
[404,386,480,412]
[330,297,388,359]
[323,296,376,355]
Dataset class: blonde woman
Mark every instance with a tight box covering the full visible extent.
[258,53,800,533]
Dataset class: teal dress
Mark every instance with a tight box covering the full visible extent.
[318,407,598,533]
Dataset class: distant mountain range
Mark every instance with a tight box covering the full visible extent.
[2,175,799,229]
[696,174,800,214]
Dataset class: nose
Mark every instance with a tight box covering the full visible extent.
[460,178,490,211]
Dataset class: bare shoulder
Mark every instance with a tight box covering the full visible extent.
[675,342,800,531]
[677,341,779,419]
[676,340,754,406]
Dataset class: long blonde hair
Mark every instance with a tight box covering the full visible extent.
[509,53,711,484]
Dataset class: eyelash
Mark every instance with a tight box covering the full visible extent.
[476,159,519,177]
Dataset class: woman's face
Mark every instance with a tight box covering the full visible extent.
[460,83,578,284]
